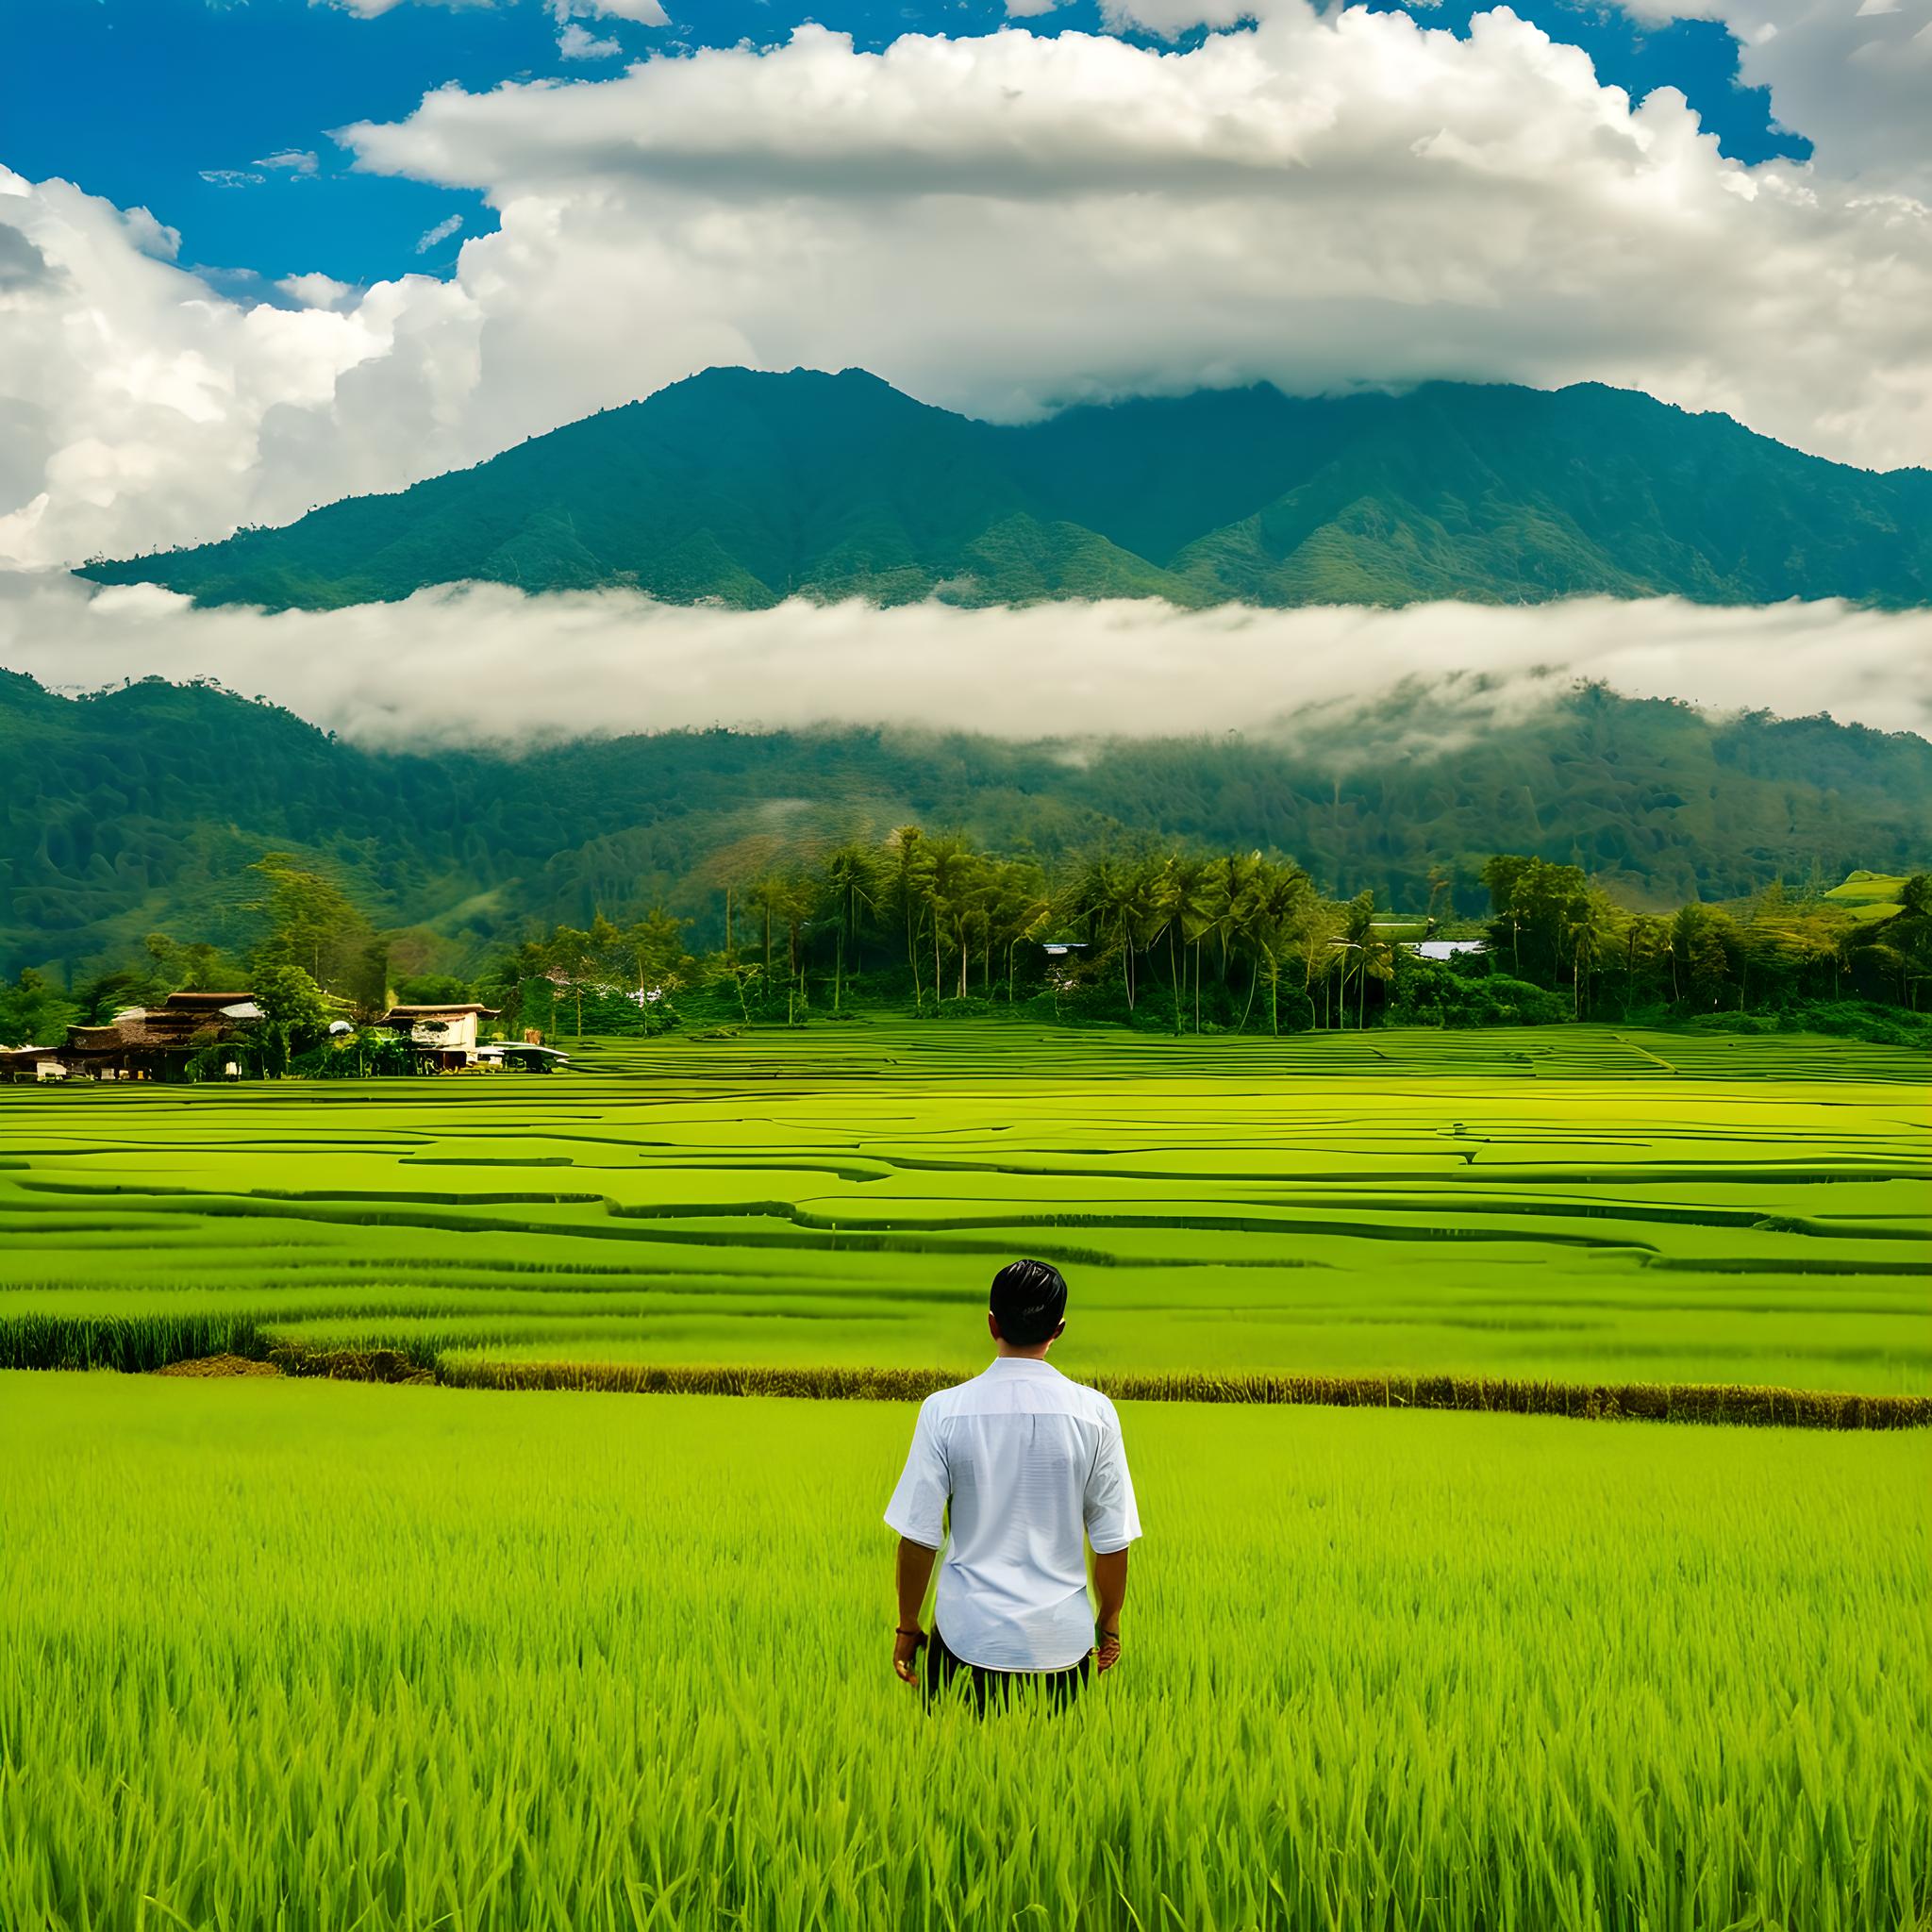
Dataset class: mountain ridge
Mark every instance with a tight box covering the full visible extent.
[82,368,1932,612]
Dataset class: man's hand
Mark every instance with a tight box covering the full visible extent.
[1091,1545,1128,1675]
[893,1624,927,1684]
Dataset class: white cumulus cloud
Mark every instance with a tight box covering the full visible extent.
[0,8,1928,574]
[275,271,359,309]
[558,23,625,59]
[1611,0,1932,193]
[1107,0,1932,191]
[330,14,1932,466]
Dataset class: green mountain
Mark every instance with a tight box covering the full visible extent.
[5,669,1928,977]
[82,370,1932,610]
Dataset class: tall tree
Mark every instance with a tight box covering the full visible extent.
[1340,891,1378,1028]
[545,924,600,1039]
[821,844,880,1013]
[251,962,331,1077]
[622,908,691,1006]
[890,827,931,1015]
[244,853,373,994]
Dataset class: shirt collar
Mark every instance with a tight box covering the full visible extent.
[984,1355,1061,1376]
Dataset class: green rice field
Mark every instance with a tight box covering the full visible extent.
[4,1023,1929,1928]
[3,1373,1926,1932]
[2,1023,1926,1392]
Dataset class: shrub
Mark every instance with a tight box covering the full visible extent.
[1390,956,1569,1026]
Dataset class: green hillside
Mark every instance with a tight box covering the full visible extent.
[82,370,1932,611]
[4,669,1928,976]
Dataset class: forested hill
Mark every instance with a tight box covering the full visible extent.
[82,370,1932,611]
[5,669,1929,976]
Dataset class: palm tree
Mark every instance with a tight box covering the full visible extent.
[746,873,787,984]
[1340,891,1378,1028]
[1565,887,1620,1019]
[821,843,878,1014]
[921,835,983,1005]
[1147,858,1189,1035]
[1216,853,1270,1030]
[1107,857,1173,1016]
[1249,859,1313,1034]
[1169,856,1218,1035]
[1065,855,1131,1008]
[744,873,812,1017]
[1293,898,1345,1029]
[889,827,930,1013]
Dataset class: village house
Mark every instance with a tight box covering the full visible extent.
[21,991,265,1082]
[377,1003,503,1070]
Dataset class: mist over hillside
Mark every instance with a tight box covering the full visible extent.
[5,669,1927,977]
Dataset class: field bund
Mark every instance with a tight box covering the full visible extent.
[1,1023,1925,1401]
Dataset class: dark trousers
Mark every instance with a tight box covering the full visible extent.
[924,1628,1090,1714]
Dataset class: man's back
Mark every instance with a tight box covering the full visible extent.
[885,1356,1140,1673]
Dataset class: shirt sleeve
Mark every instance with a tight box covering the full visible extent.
[883,1404,949,1548]
[1083,1415,1141,1555]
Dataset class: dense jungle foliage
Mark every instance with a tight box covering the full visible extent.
[5,804,1926,1062]
[5,670,1929,984]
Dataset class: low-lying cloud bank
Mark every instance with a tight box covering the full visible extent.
[4,574,1928,753]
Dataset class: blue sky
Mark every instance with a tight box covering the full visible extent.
[5,0,1803,290]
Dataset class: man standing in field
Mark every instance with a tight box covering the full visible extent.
[885,1258,1140,1710]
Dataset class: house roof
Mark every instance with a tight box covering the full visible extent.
[65,998,263,1054]
[1407,940,1489,959]
[381,1004,501,1018]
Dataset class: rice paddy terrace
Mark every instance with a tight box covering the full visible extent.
[3,1022,1925,1396]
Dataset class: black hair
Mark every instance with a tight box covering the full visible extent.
[989,1257,1068,1347]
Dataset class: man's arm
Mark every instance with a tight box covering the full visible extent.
[883,1401,949,1685]
[1082,1409,1140,1674]
[893,1538,939,1683]
[1091,1545,1129,1674]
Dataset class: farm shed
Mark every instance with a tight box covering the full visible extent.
[378,1004,503,1069]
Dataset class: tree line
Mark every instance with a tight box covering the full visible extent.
[3,836,1927,1057]
[420,840,1932,1044]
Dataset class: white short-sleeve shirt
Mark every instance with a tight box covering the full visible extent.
[883,1356,1141,1672]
